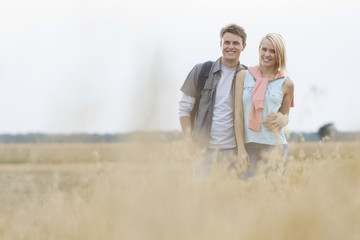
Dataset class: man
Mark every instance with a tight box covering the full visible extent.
[178,24,247,175]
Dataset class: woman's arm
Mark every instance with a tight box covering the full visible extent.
[263,77,294,131]
[234,70,250,170]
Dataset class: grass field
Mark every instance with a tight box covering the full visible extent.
[0,141,359,240]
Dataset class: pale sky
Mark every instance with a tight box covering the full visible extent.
[1,0,359,134]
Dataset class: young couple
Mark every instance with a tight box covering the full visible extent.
[179,24,294,178]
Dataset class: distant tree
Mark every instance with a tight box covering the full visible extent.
[318,123,336,140]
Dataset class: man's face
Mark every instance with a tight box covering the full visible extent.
[220,32,246,65]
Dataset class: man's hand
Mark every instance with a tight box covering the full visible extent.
[185,136,198,155]
[237,152,250,172]
[263,112,288,132]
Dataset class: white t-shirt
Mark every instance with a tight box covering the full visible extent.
[208,65,236,149]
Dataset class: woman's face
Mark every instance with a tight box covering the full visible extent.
[259,38,277,68]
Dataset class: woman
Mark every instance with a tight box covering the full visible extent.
[234,33,294,178]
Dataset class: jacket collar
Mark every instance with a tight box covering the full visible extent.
[213,57,245,73]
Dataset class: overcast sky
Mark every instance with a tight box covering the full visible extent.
[0,0,359,134]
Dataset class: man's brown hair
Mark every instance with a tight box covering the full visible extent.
[220,24,247,44]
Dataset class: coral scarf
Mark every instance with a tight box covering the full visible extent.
[248,66,294,131]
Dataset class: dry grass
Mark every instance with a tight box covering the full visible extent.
[0,141,359,240]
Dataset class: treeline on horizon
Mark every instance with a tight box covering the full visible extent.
[0,131,182,143]
[0,130,360,143]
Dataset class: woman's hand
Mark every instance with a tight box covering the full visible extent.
[237,152,250,172]
[263,112,289,132]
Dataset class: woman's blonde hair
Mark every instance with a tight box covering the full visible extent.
[259,33,287,75]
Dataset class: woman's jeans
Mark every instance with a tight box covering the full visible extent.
[193,144,289,179]
[241,143,289,179]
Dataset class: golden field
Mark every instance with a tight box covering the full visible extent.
[0,141,359,240]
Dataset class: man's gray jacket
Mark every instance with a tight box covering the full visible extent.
[180,57,247,150]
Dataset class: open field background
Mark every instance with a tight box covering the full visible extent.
[0,141,359,240]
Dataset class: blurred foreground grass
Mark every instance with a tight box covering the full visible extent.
[0,141,359,240]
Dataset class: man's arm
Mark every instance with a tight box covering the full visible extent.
[179,63,203,148]
[180,116,193,144]
[179,93,196,147]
